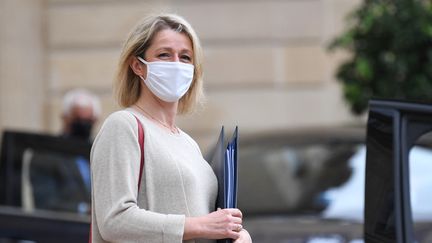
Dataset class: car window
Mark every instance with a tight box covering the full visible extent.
[409,146,432,242]
[322,145,365,221]
[239,140,432,242]
[238,142,359,215]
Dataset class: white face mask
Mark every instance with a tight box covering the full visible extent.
[137,56,194,102]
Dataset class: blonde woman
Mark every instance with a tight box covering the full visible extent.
[90,14,252,243]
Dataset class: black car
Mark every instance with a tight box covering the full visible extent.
[240,100,432,243]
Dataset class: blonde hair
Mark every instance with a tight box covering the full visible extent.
[114,13,204,114]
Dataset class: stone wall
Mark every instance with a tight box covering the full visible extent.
[0,0,362,151]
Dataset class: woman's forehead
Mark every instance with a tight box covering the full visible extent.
[149,29,193,51]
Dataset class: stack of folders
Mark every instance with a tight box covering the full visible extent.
[209,126,238,243]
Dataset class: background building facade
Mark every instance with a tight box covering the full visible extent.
[0,0,362,151]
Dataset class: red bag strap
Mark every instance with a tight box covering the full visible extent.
[134,115,145,190]
[89,115,145,243]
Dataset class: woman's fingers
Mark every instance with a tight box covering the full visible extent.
[222,208,243,233]
[222,208,243,219]
[196,208,245,240]
[231,223,243,232]
[227,230,241,240]
[231,215,242,224]
[233,229,252,243]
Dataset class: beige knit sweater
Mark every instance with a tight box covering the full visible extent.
[90,109,218,243]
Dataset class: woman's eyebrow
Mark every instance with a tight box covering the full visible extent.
[154,47,173,52]
[154,47,192,53]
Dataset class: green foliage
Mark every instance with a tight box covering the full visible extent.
[330,0,432,114]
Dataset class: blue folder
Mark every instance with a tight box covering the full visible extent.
[210,127,238,243]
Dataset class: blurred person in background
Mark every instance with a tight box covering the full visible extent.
[62,88,101,141]
[90,14,252,242]
[24,88,103,214]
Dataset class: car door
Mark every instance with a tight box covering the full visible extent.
[365,99,432,243]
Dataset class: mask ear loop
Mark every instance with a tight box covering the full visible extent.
[136,56,148,81]
[137,56,148,64]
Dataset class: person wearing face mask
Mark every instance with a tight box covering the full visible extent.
[62,89,101,141]
[89,14,252,243]
[19,89,99,215]
[58,89,101,213]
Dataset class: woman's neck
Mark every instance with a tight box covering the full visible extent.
[134,89,178,128]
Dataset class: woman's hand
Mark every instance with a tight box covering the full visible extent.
[184,208,243,240]
[234,229,252,243]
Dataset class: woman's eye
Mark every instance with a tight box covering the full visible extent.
[181,55,191,62]
[158,53,170,58]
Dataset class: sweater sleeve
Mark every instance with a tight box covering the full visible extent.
[90,111,185,242]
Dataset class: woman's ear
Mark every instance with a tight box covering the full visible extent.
[130,56,147,78]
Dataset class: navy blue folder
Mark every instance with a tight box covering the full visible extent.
[210,127,238,243]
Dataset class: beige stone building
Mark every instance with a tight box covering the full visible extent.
[0,0,362,152]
